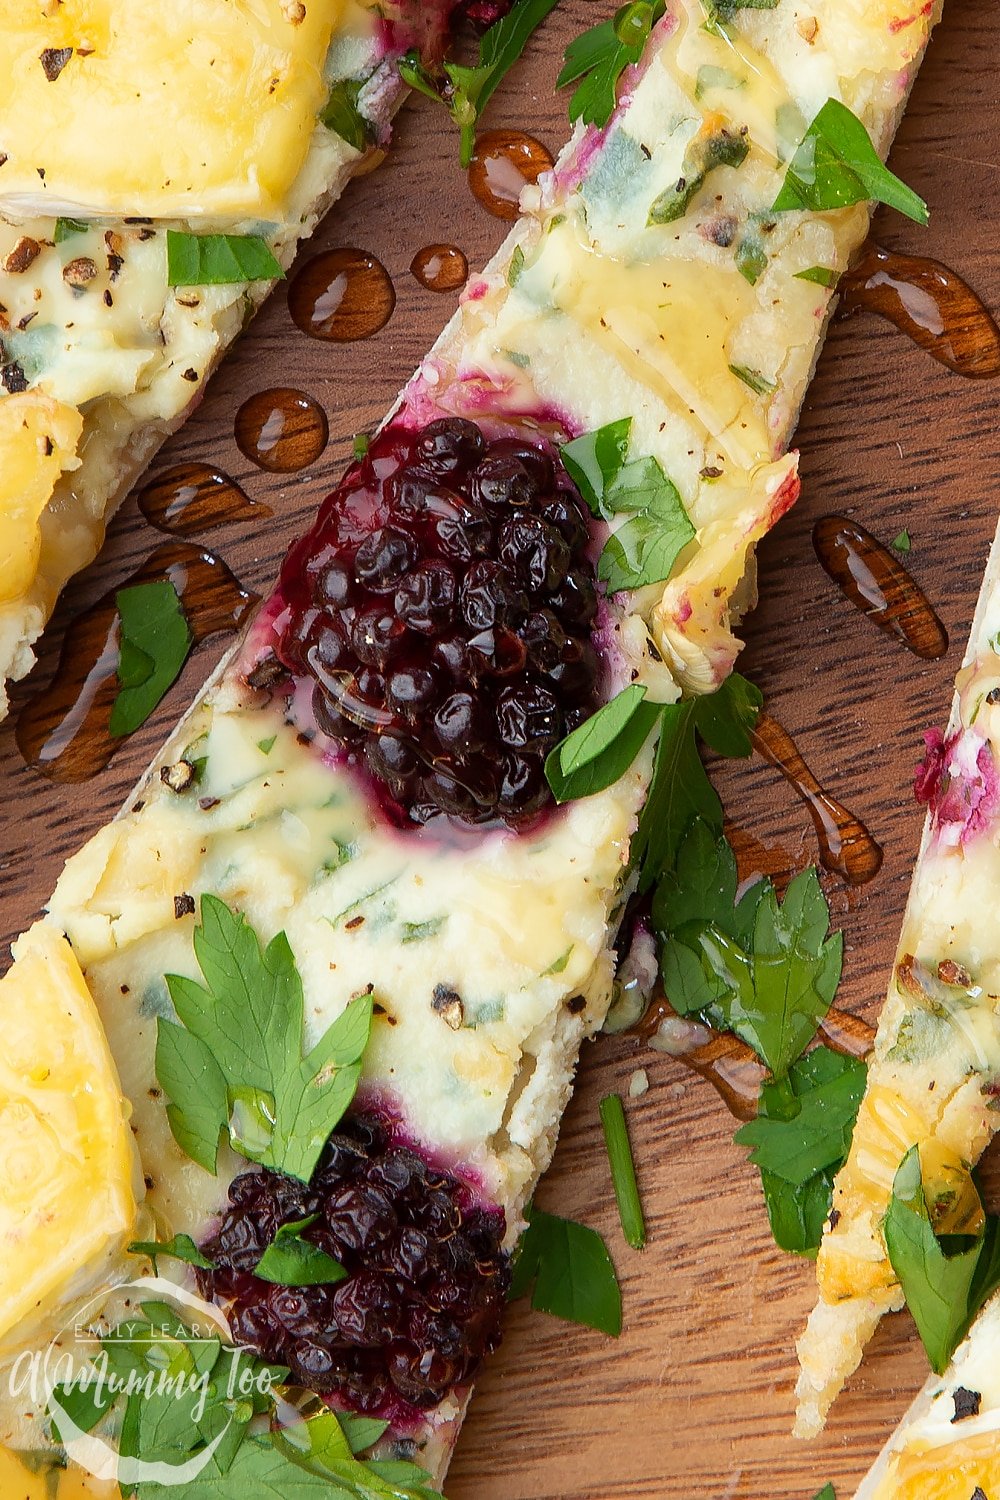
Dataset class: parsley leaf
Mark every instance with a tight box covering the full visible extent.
[166,231,283,287]
[400,0,561,168]
[110,579,192,738]
[560,418,695,591]
[278,1409,439,1498]
[510,1204,622,1335]
[545,684,661,802]
[812,1488,836,1500]
[156,895,372,1181]
[891,528,912,553]
[254,1215,348,1287]
[773,98,929,226]
[631,673,762,892]
[679,869,843,1079]
[127,1233,215,1272]
[321,78,373,152]
[885,1146,1000,1373]
[735,1048,866,1254]
[557,2,666,128]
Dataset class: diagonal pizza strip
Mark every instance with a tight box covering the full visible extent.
[0,0,498,720]
[796,525,1000,1438]
[0,0,941,1489]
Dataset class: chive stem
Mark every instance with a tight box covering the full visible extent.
[600,1093,646,1250]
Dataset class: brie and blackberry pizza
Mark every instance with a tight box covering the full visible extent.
[0,0,515,721]
[0,0,941,1492]
[796,524,1000,1440]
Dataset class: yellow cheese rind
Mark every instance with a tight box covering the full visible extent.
[0,924,138,1353]
[0,0,345,220]
[0,394,82,605]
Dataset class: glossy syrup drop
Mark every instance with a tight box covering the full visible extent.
[468,130,554,221]
[288,247,396,341]
[16,544,258,782]
[841,244,1000,378]
[636,997,765,1122]
[234,388,329,472]
[818,1007,876,1060]
[751,713,884,886]
[139,462,270,537]
[410,243,469,293]
[813,514,948,660]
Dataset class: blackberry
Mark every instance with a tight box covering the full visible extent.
[270,418,601,830]
[198,1111,510,1424]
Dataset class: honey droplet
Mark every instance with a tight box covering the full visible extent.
[841,244,1000,378]
[235,387,329,472]
[410,243,469,293]
[813,514,948,660]
[751,713,884,887]
[288,247,395,341]
[468,130,554,221]
[636,997,765,1122]
[139,462,270,537]
[16,544,257,783]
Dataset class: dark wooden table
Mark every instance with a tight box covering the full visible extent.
[2,4,997,1495]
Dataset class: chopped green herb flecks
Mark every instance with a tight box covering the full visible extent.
[510,1204,622,1335]
[257,735,277,755]
[729,362,776,396]
[735,233,768,286]
[127,1233,215,1272]
[542,945,574,975]
[773,97,929,225]
[321,78,373,152]
[166,230,283,286]
[649,125,750,225]
[110,579,192,738]
[400,0,561,167]
[600,1094,646,1250]
[401,917,446,944]
[507,244,526,285]
[891,528,912,553]
[795,265,839,288]
[352,433,370,460]
[54,216,89,242]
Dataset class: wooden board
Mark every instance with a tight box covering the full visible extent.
[1,5,998,1496]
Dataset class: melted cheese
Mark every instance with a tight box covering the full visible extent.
[0,0,348,220]
[0,393,82,604]
[0,924,138,1355]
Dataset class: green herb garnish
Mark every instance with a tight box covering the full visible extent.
[885,1146,1000,1373]
[54,216,89,242]
[156,895,372,1181]
[353,433,371,460]
[510,1204,622,1335]
[321,78,373,152]
[813,1488,836,1500]
[735,1047,866,1254]
[110,579,192,738]
[166,231,283,287]
[561,417,696,592]
[600,1094,646,1250]
[891,528,912,553]
[729,362,776,396]
[127,1233,215,1272]
[254,1215,348,1287]
[773,98,929,225]
[399,0,561,168]
[795,265,839,288]
[546,684,661,803]
[557,2,666,128]
[649,124,749,225]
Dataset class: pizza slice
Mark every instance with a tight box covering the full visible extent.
[0,0,506,720]
[0,0,940,1491]
[795,525,1000,1439]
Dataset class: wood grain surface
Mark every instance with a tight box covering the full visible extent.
[2,5,998,1497]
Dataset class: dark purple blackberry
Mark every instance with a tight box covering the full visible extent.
[271,418,601,830]
[198,1111,509,1424]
